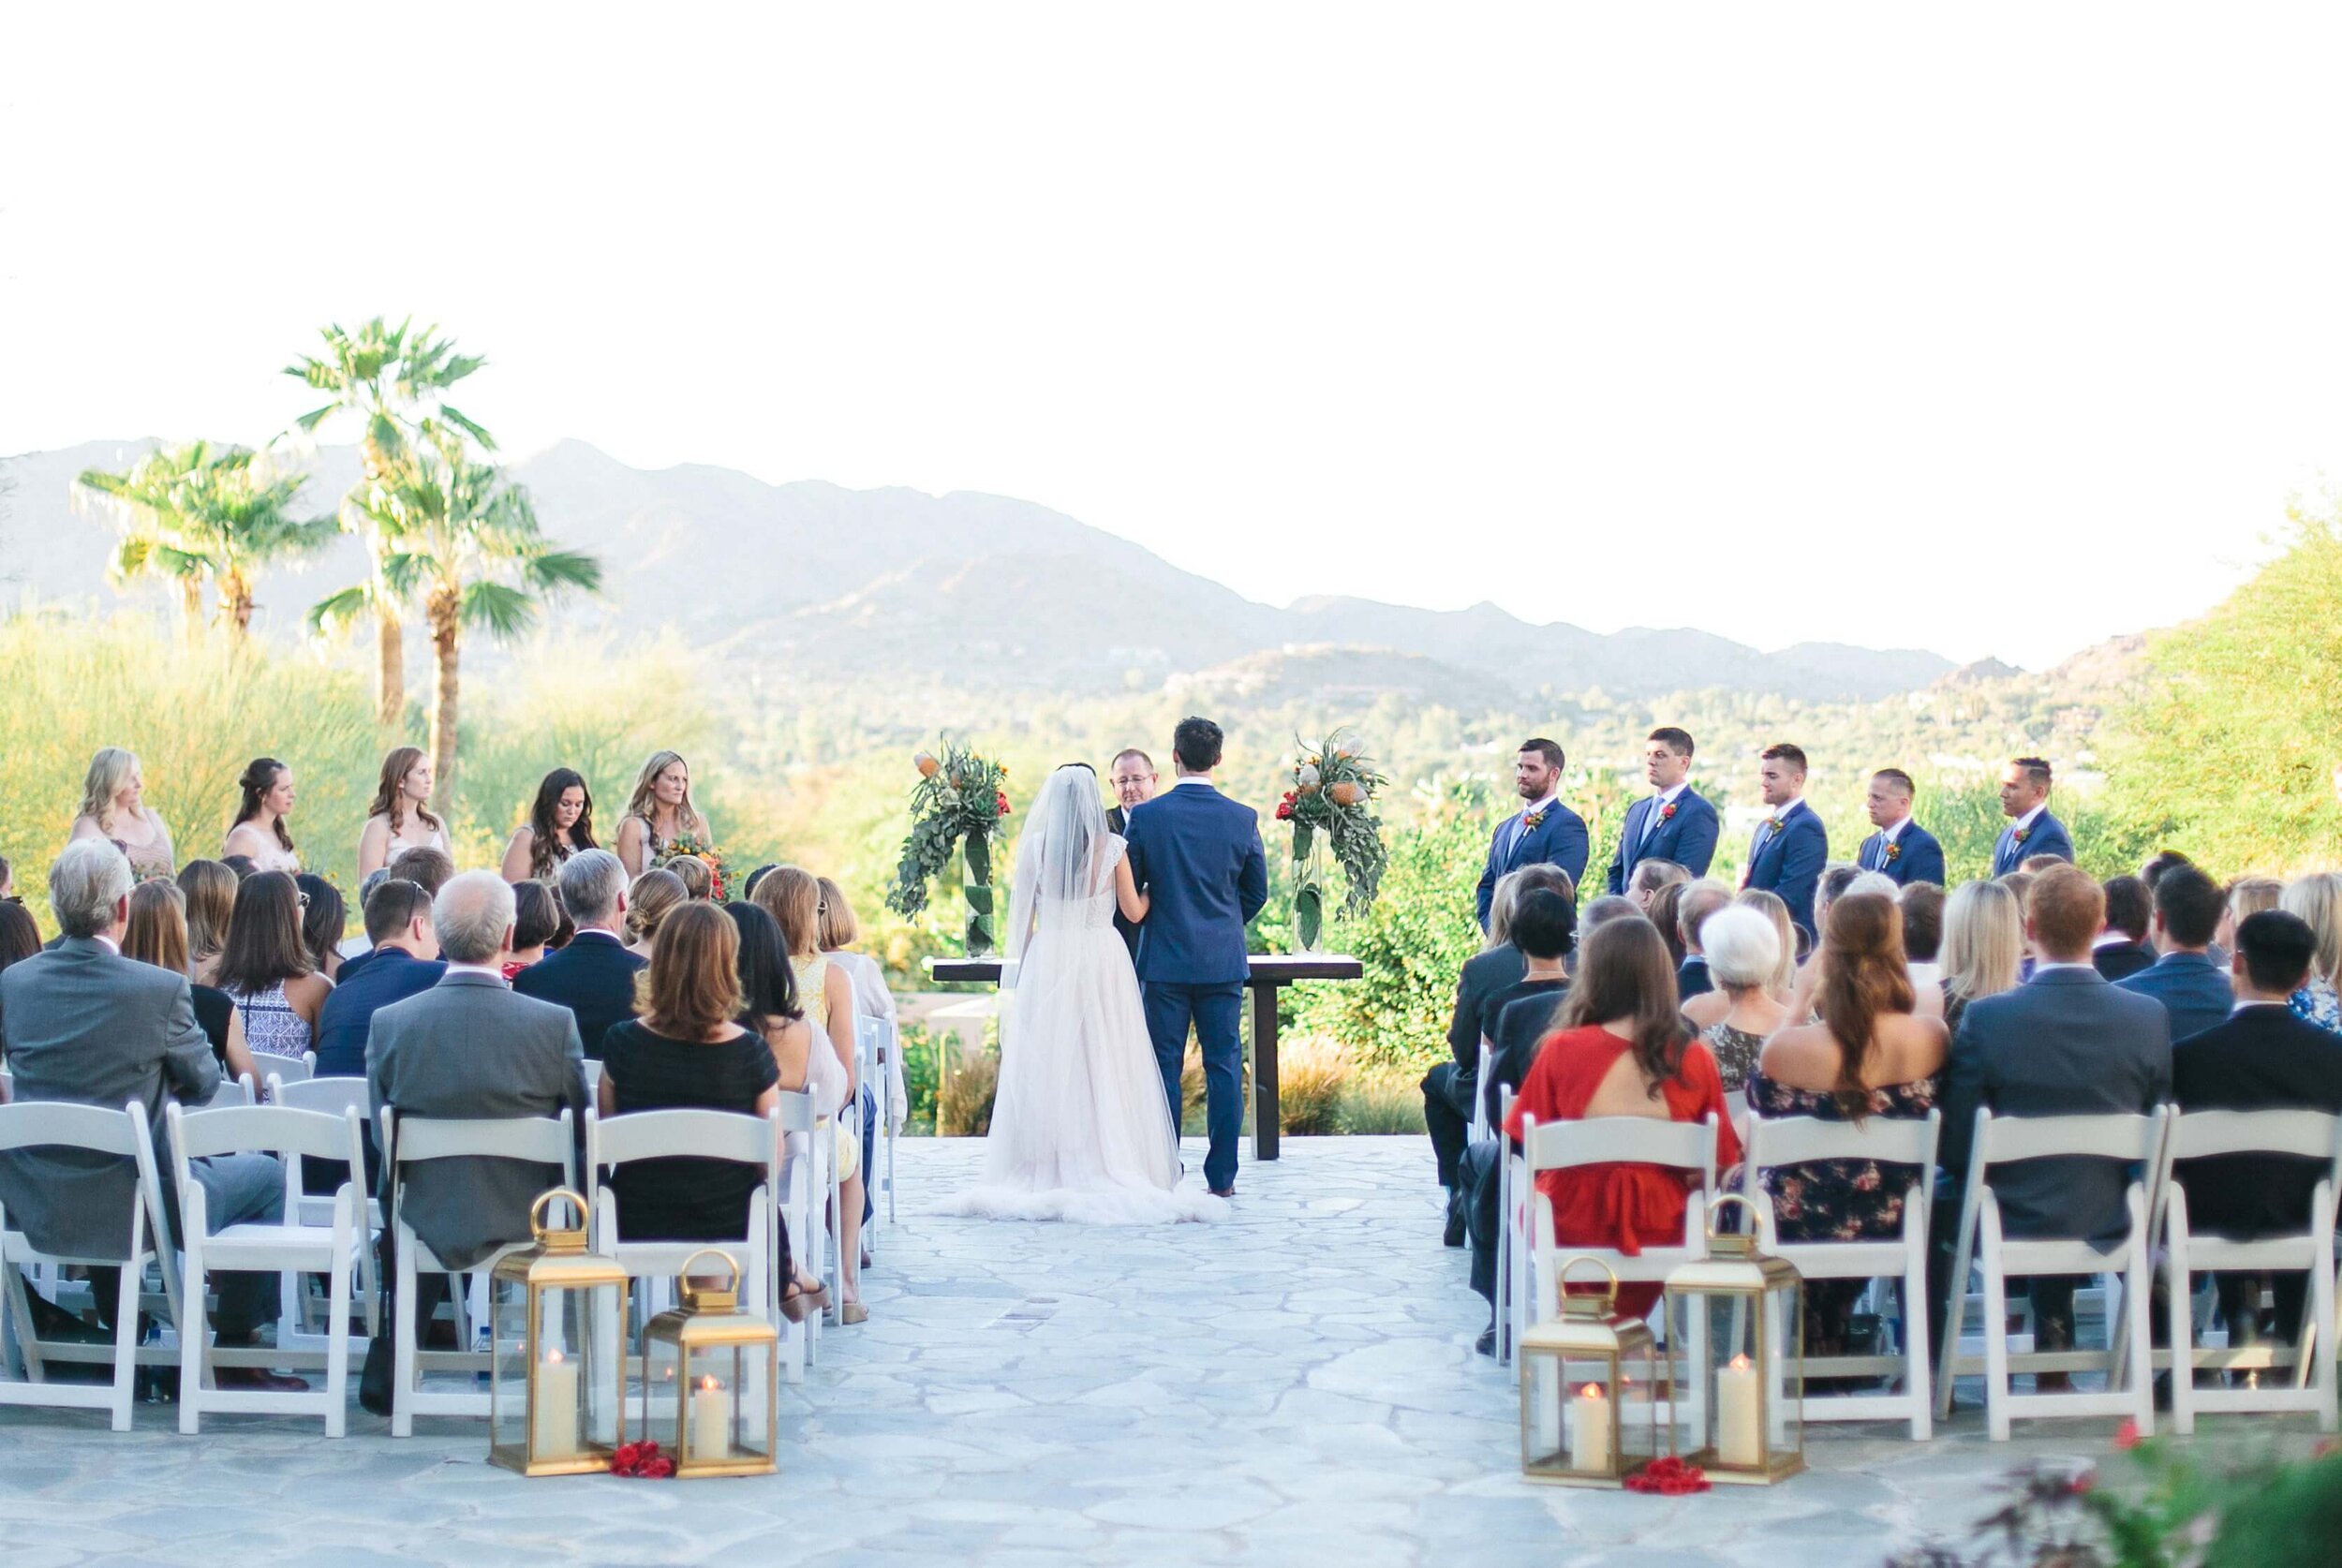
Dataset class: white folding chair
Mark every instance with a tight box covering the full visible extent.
[1742,1109,1941,1437]
[0,1101,183,1431]
[1505,1113,1719,1366]
[165,1102,370,1435]
[858,1014,901,1240]
[204,1073,256,1109]
[1935,1107,2170,1440]
[384,1109,577,1435]
[2158,1108,2342,1434]
[253,1052,317,1088]
[264,1074,384,1350]
[1468,1042,1494,1144]
[582,1058,605,1098]
[585,1106,779,1324]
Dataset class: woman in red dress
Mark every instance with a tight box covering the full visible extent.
[1503,915,1741,1317]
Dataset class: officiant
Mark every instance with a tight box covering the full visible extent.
[1106,748,1156,958]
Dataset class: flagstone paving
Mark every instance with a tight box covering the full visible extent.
[0,1136,2316,1565]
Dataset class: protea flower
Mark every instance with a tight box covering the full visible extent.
[1328,781,1366,806]
[914,750,941,777]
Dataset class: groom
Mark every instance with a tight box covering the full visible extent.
[1122,717,1268,1198]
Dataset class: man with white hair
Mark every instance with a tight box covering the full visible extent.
[367,871,588,1278]
[0,840,301,1387]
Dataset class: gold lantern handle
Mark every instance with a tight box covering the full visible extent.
[528,1188,590,1252]
[1705,1191,1769,1254]
[679,1248,741,1313]
[1555,1254,1621,1318]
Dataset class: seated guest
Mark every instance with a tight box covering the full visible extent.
[819,877,907,1135]
[1900,882,1947,1011]
[2170,910,2342,1349]
[1479,888,1580,1125]
[1786,865,1866,1023]
[219,853,258,880]
[759,865,868,1321]
[0,898,40,979]
[367,872,588,1274]
[500,880,562,980]
[177,859,237,987]
[2093,875,2157,982]
[1673,880,1734,1001]
[215,870,333,1059]
[1682,905,1792,1088]
[1732,889,1800,1002]
[296,873,346,981]
[122,880,259,1087]
[2140,849,2193,892]
[1481,917,1739,1341]
[1939,880,2023,1034]
[667,853,715,902]
[1646,881,1690,970]
[625,868,689,959]
[730,900,845,1126]
[2281,873,2342,1034]
[1990,756,2076,876]
[2216,876,2282,957]
[1424,867,1560,1228]
[1936,866,2172,1376]
[1626,859,1689,915]
[334,847,455,986]
[312,879,443,1078]
[2119,864,2234,1043]
[740,864,781,901]
[1580,895,1641,932]
[1751,893,1948,1354]
[597,904,790,1278]
[0,840,298,1388]
[514,851,646,1062]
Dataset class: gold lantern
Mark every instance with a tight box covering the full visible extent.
[1663,1193,1805,1485]
[488,1190,630,1476]
[1518,1256,1664,1487]
[638,1249,780,1477]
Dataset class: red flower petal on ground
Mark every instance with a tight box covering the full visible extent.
[2112,1418,2142,1450]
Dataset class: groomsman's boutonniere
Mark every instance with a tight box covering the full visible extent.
[1761,816,1782,835]
[1659,802,1678,823]
[1523,807,1549,831]
[2012,827,2031,847]
[1885,841,1902,863]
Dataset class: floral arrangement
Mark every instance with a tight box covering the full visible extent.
[610,1439,674,1479]
[652,835,729,901]
[1625,1456,1711,1496]
[1274,729,1388,951]
[885,742,1013,955]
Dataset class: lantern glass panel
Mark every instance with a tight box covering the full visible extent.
[680,1340,775,1470]
[1667,1275,1804,1483]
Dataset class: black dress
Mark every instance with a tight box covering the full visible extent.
[600,1020,781,1246]
[192,984,234,1064]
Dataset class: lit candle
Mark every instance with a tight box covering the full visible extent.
[534,1348,580,1459]
[1716,1353,1762,1468]
[1570,1383,1611,1473]
[692,1373,730,1459]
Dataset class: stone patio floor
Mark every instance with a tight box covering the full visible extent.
[0,1134,2320,1566]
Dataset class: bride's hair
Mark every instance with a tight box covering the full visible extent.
[1007,767,1113,964]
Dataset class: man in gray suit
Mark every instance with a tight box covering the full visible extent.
[0,840,295,1384]
[368,872,588,1274]
[1935,865,2172,1378]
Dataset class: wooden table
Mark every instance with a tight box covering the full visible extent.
[924,954,1366,1160]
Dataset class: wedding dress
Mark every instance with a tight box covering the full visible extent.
[939,767,1228,1225]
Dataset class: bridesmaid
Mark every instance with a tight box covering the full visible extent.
[358,746,452,878]
[222,757,302,872]
[501,767,597,882]
[67,747,176,880]
[615,750,710,877]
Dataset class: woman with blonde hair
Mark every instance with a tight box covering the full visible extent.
[2282,872,2342,1034]
[124,880,259,1089]
[222,757,301,872]
[68,747,176,881]
[818,877,907,1134]
[755,865,868,1322]
[2220,876,2284,955]
[1732,888,1801,999]
[1940,879,2024,1034]
[624,868,689,959]
[615,750,710,877]
[358,746,451,878]
[177,859,239,987]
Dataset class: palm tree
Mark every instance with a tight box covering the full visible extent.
[316,437,600,789]
[283,317,493,725]
[74,442,335,639]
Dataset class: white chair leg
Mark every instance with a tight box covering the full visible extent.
[1903,1221,1934,1442]
[2166,1211,2196,1437]
[177,1247,204,1436]
[2127,1230,2156,1435]
[325,1232,352,1439]
[110,1254,142,1433]
[393,1234,417,1439]
[1979,1206,2011,1442]
[2314,1247,2338,1433]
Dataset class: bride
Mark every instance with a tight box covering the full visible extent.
[940,764,1228,1224]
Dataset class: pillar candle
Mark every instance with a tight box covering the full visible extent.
[1570,1383,1611,1472]
[533,1348,580,1459]
[1716,1354,1762,1468]
[692,1374,730,1459]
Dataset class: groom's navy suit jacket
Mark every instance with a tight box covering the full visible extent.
[1475,803,1590,930]
[1123,782,1268,985]
[1993,810,2075,877]
[1604,790,1721,895]
[1742,798,1828,939]
[1857,821,1947,886]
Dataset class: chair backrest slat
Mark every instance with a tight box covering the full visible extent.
[1979,1110,2164,1166]
[169,1102,356,1165]
[1746,1109,1942,1173]
[0,1101,142,1157]
[395,1110,574,1164]
[590,1108,780,1172]
[270,1076,370,1118]
[1521,1113,1714,1176]
[774,1090,817,1134]
[2165,1108,2342,1163]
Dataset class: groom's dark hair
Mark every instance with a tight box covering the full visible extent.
[1172,717,1224,774]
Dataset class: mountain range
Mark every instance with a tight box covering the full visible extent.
[0,437,1963,708]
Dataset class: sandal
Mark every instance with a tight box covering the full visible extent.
[780,1282,831,1324]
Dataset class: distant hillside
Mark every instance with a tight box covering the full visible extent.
[1,437,1961,708]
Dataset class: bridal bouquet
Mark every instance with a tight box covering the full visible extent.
[1276,729,1388,951]
[653,836,729,901]
[886,742,1013,955]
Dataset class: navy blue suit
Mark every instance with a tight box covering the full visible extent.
[512,930,647,1060]
[1124,781,1269,1192]
[314,947,447,1078]
[1742,799,1828,939]
[1857,821,1946,886]
[1475,802,1590,929]
[2116,951,2235,1044]
[1993,809,2075,877]
[1604,789,1721,895]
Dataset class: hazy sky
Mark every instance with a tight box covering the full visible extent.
[6,5,2338,670]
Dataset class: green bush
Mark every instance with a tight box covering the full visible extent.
[1339,1072,1429,1134]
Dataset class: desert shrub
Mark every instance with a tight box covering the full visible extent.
[1340,1072,1429,1134]
[937,1035,1000,1137]
[1275,1034,1349,1135]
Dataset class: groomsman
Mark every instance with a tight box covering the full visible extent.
[1742,743,1828,938]
[1605,727,1721,895]
[1105,748,1157,958]
[1475,739,1589,931]
[1991,756,2075,877]
[1855,768,1946,886]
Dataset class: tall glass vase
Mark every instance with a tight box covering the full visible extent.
[1291,823,1329,954]
[962,830,997,957]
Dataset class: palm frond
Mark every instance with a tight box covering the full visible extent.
[459,579,540,640]
[435,403,497,451]
[523,547,603,596]
[306,584,374,636]
[380,551,432,599]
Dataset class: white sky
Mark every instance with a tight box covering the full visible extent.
[5,4,2338,670]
